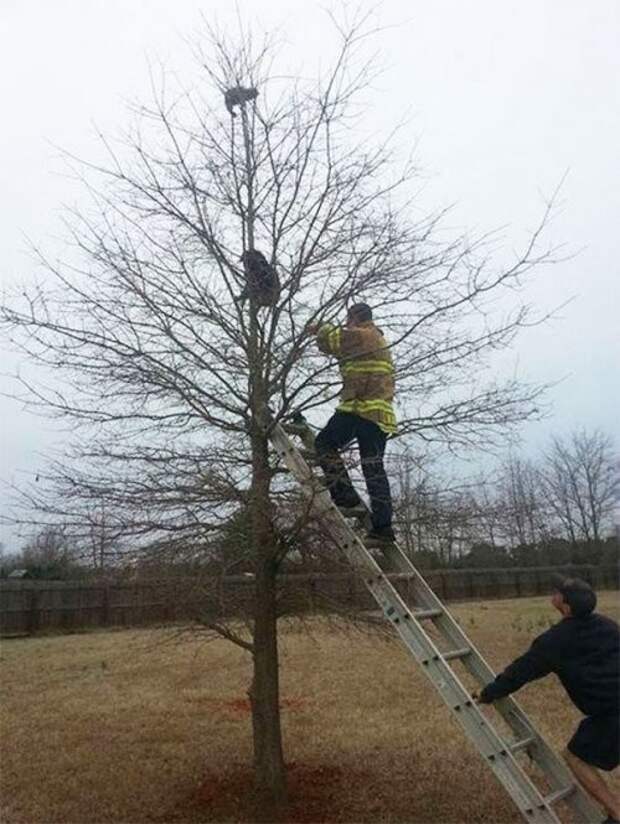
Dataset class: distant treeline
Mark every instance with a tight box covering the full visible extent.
[2,428,618,581]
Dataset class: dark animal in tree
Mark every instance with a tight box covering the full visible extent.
[224,86,259,117]
[237,250,280,307]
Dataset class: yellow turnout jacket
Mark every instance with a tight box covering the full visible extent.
[316,321,397,434]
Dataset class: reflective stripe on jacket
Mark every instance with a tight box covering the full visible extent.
[316,321,396,434]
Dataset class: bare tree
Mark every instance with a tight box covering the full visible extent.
[0,542,21,577]
[539,428,619,545]
[390,448,433,558]
[83,498,125,570]
[497,455,546,548]
[1,13,558,811]
[463,473,501,550]
[5,525,81,578]
[392,455,499,567]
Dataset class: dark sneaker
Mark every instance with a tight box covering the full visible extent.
[364,527,396,547]
[602,817,620,824]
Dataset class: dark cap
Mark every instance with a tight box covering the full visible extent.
[551,575,597,618]
[347,303,372,322]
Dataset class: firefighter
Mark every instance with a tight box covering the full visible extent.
[306,303,396,545]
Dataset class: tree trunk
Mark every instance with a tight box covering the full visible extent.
[249,428,287,815]
[239,89,286,814]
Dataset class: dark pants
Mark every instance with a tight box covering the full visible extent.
[315,412,392,531]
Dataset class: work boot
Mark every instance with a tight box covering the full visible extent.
[338,504,367,520]
[364,526,396,547]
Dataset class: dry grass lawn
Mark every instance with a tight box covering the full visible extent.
[1,593,618,824]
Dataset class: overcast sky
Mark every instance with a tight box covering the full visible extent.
[1,0,619,548]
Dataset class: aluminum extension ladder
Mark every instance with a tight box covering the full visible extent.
[269,417,601,824]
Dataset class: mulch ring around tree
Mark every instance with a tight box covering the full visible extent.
[190,761,377,823]
[178,696,382,822]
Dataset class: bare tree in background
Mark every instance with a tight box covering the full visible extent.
[390,448,432,558]
[497,455,545,548]
[464,473,502,549]
[391,451,473,566]
[84,498,123,570]
[539,429,618,545]
[1,12,559,811]
[9,525,81,578]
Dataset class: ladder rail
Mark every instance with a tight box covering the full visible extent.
[289,482,562,821]
[359,566,565,822]
[270,420,601,824]
[370,528,599,821]
[278,419,597,819]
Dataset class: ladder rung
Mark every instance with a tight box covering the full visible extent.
[543,785,575,806]
[508,735,536,754]
[442,647,471,661]
[412,607,443,619]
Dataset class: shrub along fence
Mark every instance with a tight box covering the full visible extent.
[1,564,618,636]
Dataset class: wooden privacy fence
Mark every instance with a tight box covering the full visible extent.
[1,564,618,636]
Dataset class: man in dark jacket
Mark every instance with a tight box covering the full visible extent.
[476,577,619,823]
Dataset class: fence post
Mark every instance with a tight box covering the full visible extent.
[27,588,40,634]
[102,585,110,627]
